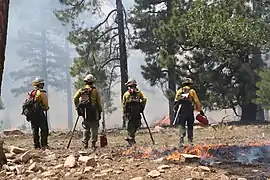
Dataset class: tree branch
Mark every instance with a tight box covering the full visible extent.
[92,9,117,32]
[99,57,120,70]
[106,34,119,60]
[230,100,241,117]
[97,27,118,41]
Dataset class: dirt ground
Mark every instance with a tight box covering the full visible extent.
[1,124,270,180]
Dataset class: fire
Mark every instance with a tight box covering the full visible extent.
[121,140,270,164]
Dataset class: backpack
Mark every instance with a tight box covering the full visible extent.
[77,87,97,119]
[21,90,39,121]
[125,89,142,118]
[178,87,193,113]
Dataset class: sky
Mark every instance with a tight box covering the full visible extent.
[0,0,236,130]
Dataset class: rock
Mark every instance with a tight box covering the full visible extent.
[93,173,107,178]
[228,126,233,130]
[78,156,97,167]
[53,164,63,169]
[237,178,247,180]
[148,170,161,178]
[101,169,113,174]
[198,166,211,172]
[181,154,200,163]
[5,153,15,159]
[252,169,259,173]
[64,155,77,168]
[158,169,165,173]
[41,170,55,177]
[157,165,171,170]
[185,178,193,180]
[78,151,88,156]
[28,162,39,172]
[65,172,71,177]
[113,170,122,174]
[10,146,26,154]
[19,151,31,163]
[190,170,201,178]
[130,177,143,180]
[152,158,164,163]
[84,166,94,173]
[45,154,56,161]
[2,129,25,136]
[219,174,230,180]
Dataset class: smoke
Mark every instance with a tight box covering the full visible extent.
[235,147,263,164]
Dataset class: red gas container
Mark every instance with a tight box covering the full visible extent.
[196,114,209,125]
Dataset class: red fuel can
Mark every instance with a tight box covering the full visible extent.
[196,114,209,125]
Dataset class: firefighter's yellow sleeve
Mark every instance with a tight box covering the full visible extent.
[174,88,182,101]
[122,91,129,112]
[73,89,81,107]
[189,89,202,111]
[95,90,102,113]
[36,90,49,110]
[139,91,147,107]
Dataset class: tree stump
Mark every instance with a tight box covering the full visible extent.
[0,140,7,169]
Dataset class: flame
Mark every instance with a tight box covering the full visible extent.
[166,151,185,161]
[121,140,270,163]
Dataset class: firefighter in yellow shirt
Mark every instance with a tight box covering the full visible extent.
[174,78,204,147]
[74,74,102,149]
[122,79,147,146]
[31,77,49,149]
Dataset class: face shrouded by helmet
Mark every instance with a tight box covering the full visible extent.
[182,78,193,86]
[32,77,45,86]
[84,74,95,83]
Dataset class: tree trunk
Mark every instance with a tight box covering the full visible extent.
[166,0,176,126]
[116,0,128,128]
[41,30,51,130]
[256,105,265,122]
[64,36,73,130]
[264,109,269,122]
[0,0,10,96]
[240,103,257,123]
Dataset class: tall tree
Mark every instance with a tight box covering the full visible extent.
[55,0,130,127]
[10,0,75,129]
[0,0,10,109]
[130,0,194,125]
[155,0,270,122]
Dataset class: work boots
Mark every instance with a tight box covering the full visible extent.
[188,138,194,146]
[125,137,136,147]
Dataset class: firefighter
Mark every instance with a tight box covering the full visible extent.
[74,74,102,149]
[31,77,50,149]
[122,79,147,146]
[174,77,204,147]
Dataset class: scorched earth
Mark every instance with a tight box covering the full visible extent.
[0,124,270,180]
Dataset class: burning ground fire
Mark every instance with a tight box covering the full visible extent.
[122,141,270,165]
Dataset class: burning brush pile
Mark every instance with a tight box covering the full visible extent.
[122,141,270,166]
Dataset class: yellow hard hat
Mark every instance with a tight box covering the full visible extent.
[182,78,193,85]
[32,77,44,86]
[84,74,95,83]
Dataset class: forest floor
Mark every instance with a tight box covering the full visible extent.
[1,123,270,180]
